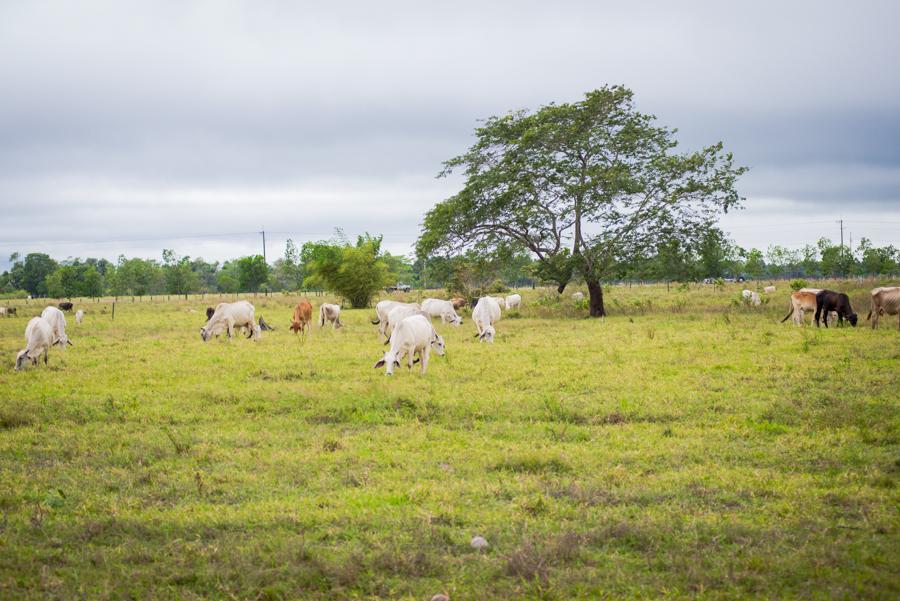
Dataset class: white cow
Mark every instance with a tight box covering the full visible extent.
[421,298,463,326]
[868,286,900,329]
[372,300,419,341]
[384,304,429,342]
[200,301,260,341]
[41,306,71,348]
[572,292,584,302]
[75,309,85,324]
[374,314,445,375]
[15,317,54,371]
[473,296,502,343]
[763,285,776,294]
[319,303,343,329]
[504,293,522,310]
[741,289,761,306]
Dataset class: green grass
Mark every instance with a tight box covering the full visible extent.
[1,282,898,599]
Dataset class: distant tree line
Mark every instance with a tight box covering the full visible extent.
[1,229,895,301]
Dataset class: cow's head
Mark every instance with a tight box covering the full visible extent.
[14,350,28,371]
[477,325,495,343]
[200,326,212,342]
[431,332,446,356]
[848,312,858,327]
[374,351,401,375]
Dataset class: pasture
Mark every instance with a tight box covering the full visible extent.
[1,282,898,600]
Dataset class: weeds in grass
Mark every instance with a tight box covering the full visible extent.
[163,427,192,455]
[493,456,571,474]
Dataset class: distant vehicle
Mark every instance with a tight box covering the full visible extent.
[386,282,411,293]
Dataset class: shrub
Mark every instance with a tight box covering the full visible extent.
[790,279,808,291]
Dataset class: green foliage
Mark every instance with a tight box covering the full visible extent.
[236,255,270,292]
[790,279,808,291]
[304,234,390,308]
[418,86,746,314]
[6,252,58,296]
[108,257,163,296]
[162,250,199,295]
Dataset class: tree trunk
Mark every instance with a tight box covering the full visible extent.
[587,279,606,317]
[556,282,567,294]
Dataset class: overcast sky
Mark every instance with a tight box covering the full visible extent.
[1,0,898,270]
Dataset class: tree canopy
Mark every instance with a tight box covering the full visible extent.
[418,86,746,315]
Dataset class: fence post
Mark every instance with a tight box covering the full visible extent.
[112,302,116,320]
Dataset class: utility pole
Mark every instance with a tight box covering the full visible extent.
[838,219,844,276]
[260,227,267,263]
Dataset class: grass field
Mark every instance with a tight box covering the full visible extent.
[1,281,898,600]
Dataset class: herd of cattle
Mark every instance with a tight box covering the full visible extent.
[4,286,897,373]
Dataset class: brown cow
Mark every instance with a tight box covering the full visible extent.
[867,286,900,330]
[781,291,818,325]
[290,299,313,336]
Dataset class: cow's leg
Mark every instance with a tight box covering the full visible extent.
[43,349,48,365]
[421,346,430,374]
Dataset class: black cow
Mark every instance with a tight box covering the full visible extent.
[58,302,74,311]
[206,306,215,320]
[815,290,857,327]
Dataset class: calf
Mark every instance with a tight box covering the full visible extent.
[58,302,74,311]
[815,290,857,327]
[290,299,313,336]
[75,310,85,324]
[15,317,54,371]
[867,286,900,330]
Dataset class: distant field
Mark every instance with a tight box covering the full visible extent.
[1,281,898,600]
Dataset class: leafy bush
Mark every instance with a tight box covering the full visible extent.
[304,235,391,308]
[790,279,808,291]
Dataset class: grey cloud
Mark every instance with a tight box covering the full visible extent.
[0,0,898,267]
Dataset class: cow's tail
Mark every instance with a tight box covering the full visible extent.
[780,303,794,323]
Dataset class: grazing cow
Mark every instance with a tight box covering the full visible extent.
[206,307,216,320]
[505,293,522,310]
[374,314,445,375]
[421,298,463,326]
[201,301,260,341]
[0,307,7,317]
[75,310,85,324]
[492,296,507,308]
[319,303,343,329]
[41,306,71,348]
[764,285,776,294]
[572,292,584,302]
[58,302,74,311]
[867,286,900,330]
[372,300,419,341]
[15,317,54,371]
[473,296,502,343]
[815,290,857,327]
[741,289,761,306]
[258,315,276,331]
[290,299,313,336]
[450,297,467,310]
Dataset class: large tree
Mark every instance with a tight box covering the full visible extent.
[417,86,745,316]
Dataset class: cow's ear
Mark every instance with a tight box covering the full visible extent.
[374,360,385,369]
[393,360,401,367]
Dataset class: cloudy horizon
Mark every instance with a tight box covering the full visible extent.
[1,1,898,270]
